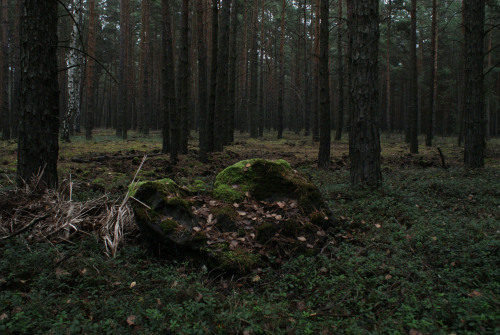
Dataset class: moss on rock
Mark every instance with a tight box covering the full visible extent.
[205,244,261,273]
[160,219,179,234]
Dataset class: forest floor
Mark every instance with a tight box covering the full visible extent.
[0,130,499,334]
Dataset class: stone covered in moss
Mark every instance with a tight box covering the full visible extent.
[204,244,261,274]
[212,205,238,232]
[213,159,333,226]
[129,179,199,257]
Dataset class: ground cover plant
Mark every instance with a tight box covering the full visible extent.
[0,130,499,334]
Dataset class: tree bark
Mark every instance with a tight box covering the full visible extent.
[214,0,231,151]
[334,0,344,141]
[197,0,208,161]
[17,0,59,188]
[277,0,286,139]
[463,0,485,168]
[85,0,96,140]
[348,0,381,187]
[318,0,330,168]
[384,0,392,135]
[226,0,239,144]
[426,0,438,146]
[249,0,259,139]
[139,0,151,135]
[312,0,320,142]
[0,0,9,140]
[208,0,218,151]
[408,0,418,153]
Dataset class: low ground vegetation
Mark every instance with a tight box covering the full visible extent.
[0,130,499,334]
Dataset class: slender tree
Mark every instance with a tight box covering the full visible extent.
[249,0,259,138]
[17,0,59,188]
[384,0,392,135]
[61,0,83,142]
[177,0,190,155]
[318,0,330,168]
[408,0,418,153]
[161,0,177,156]
[334,0,344,141]
[118,0,130,139]
[138,0,151,135]
[226,0,239,144]
[426,0,438,146]
[85,0,96,140]
[348,0,381,187]
[277,0,286,139]
[208,0,218,151]
[0,0,9,140]
[312,0,320,142]
[197,0,208,161]
[463,0,485,167]
[214,0,231,151]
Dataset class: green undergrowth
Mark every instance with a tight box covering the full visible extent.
[1,162,499,333]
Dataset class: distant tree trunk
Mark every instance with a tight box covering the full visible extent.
[139,0,151,135]
[318,0,330,168]
[348,0,381,187]
[214,0,231,151]
[178,0,190,155]
[226,0,239,144]
[426,0,437,146]
[457,0,465,146]
[334,0,344,141]
[249,0,259,138]
[384,0,392,135]
[17,0,59,188]
[408,0,418,153]
[85,0,96,140]
[277,0,286,139]
[485,17,492,141]
[207,0,218,152]
[312,0,320,142]
[302,0,310,137]
[0,0,9,140]
[9,0,21,139]
[161,0,177,155]
[258,0,265,138]
[62,0,83,142]
[463,0,485,168]
[197,0,208,161]
[118,0,129,139]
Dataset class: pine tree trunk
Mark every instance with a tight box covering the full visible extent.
[312,0,320,142]
[139,0,151,135]
[197,0,208,161]
[226,0,239,144]
[334,0,344,141]
[17,0,59,188]
[118,0,129,139]
[426,0,437,146]
[277,0,286,139]
[178,0,190,155]
[214,0,231,151]
[384,0,392,135]
[409,0,418,153]
[208,0,218,151]
[85,0,96,140]
[258,0,265,138]
[0,0,9,140]
[348,0,381,187]
[249,1,259,139]
[463,0,485,168]
[318,0,330,168]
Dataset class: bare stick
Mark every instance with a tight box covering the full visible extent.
[1,214,50,241]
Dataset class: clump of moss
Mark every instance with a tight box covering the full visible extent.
[206,244,261,273]
[281,219,302,237]
[160,219,179,234]
[213,205,238,232]
[191,232,207,246]
[128,178,183,199]
[166,197,192,216]
[91,178,106,188]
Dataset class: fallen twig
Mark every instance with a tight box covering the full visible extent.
[1,214,50,241]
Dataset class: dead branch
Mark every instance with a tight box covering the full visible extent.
[437,147,448,169]
[0,214,50,241]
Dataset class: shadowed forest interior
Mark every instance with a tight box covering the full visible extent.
[0,0,499,334]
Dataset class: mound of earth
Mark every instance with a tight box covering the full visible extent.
[129,160,336,274]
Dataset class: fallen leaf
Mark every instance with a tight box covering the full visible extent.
[297,236,307,242]
[306,244,314,249]
[409,330,423,335]
[277,201,285,208]
[245,163,251,168]
[193,227,201,232]
[252,275,261,282]
[233,203,239,208]
[195,293,203,302]
[237,211,247,216]
[126,315,136,326]
[79,268,87,275]
[468,290,482,298]
[130,281,137,289]
[375,224,381,229]
[157,298,162,306]
[385,274,392,280]
[0,313,7,321]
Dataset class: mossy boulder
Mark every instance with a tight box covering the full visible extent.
[213,159,333,225]
[129,179,199,257]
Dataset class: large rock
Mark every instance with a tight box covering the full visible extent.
[213,159,333,223]
[129,160,335,274]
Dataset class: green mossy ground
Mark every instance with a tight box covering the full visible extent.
[1,130,499,334]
